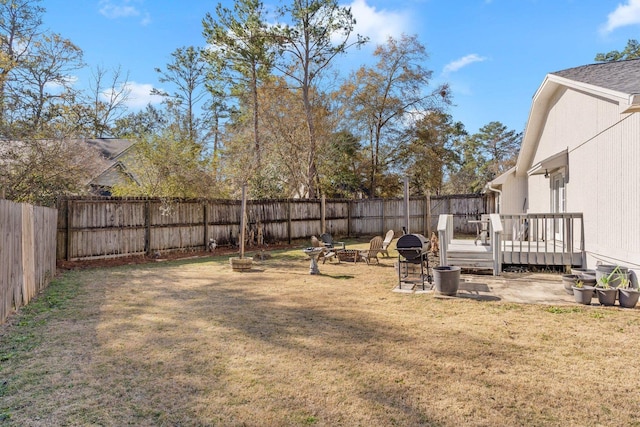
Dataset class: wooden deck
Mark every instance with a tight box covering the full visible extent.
[448,239,583,268]
[439,213,585,275]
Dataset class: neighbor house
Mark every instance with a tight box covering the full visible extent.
[485,59,640,273]
[85,138,138,196]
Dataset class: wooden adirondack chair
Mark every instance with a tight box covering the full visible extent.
[312,235,338,264]
[379,229,395,257]
[320,233,345,250]
[359,236,384,265]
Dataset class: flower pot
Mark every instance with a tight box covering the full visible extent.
[618,288,640,308]
[580,274,597,287]
[572,268,596,277]
[596,265,629,288]
[230,257,253,272]
[562,274,579,295]
[572,286,595,305]
[433,266,461,296]
[596,287,617,306]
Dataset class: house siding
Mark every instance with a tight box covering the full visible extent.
[500,174,527,214]
[527,86,640,269]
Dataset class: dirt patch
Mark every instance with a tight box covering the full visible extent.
[56,242,300,270]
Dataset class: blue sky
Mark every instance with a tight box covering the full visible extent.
[43,0,640,135]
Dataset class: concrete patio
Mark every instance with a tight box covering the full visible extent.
[394,265,578,305]
[453,271,576,305]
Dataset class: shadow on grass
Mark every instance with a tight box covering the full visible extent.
[324,274,354,280]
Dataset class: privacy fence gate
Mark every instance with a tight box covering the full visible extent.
[57,195,488,261]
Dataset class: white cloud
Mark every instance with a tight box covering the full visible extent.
[103,81,163,110]
[99,0,151,25]
[443,54,487,75]
[347,0,411,45]
[601,0,640,33]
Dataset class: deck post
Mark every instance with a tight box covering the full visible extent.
[490,214,503,275]
[437,214,452,267]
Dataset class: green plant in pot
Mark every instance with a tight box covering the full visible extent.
[572,279,595,305]
[562,274,580,295]
[596,268,620,306]
[617,276,639,309]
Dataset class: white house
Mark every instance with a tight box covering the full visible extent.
[486,59,640,272]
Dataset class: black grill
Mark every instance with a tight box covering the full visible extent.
[396,233,430,264]
[396,233,432,290]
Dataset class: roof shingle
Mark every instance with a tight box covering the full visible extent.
[550,58,640,95]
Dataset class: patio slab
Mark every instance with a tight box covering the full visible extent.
[456,272,575,304]
[395,271,577,305]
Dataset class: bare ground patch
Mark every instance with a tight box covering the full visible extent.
[2,246,640,426]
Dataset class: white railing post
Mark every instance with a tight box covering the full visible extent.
[490,214,503,275]
[437,214,452,267]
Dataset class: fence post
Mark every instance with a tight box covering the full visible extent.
[425,194,431,236]
[287,199,292,244]
[321,195,326,234]
[203,202,209,250]
[144,200,151,256]
[65,199,72,261]
[347,200,352,237]
[381,199,385,236]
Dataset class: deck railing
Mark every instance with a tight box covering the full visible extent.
[490,214,503,274]
[438,212,585,274]
[499,213,584,268]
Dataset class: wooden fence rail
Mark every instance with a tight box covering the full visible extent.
[0,199,58,324]
[57,194,488,261]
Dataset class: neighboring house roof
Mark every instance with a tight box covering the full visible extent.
[515,59,640,177]
[84,138,135,160]
[86,138,137,192]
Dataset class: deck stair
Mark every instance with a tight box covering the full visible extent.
[438,213,503,276]
[446,242,494,271]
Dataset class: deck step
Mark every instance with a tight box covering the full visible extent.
[447,251,493,261]
[446,259,494,270]
[445,247,495,271]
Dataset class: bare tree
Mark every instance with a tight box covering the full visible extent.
[0,0,44,125]
[88,65,131,138]
[273,0,367,197]
[7,32,84,136]
[340,34,448,197]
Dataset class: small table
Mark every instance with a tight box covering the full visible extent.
[303,247,324,274]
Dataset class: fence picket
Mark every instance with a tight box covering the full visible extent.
[0,199,57,324]
[56,195,487,261]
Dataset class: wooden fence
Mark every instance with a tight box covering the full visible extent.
[0,199,58,324]
[57,194,488,261]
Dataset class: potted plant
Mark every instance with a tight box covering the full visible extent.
[562,274,580,295]
[572,279,595,305]
[596,273,618,306]
[617,276,639,309]
[596,264,629,288]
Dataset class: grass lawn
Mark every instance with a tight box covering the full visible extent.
[1,243,640,426]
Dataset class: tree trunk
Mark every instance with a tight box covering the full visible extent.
[252,64,261,168]
[302,68,317,198]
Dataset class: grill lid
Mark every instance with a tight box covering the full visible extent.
[396,233,430,263]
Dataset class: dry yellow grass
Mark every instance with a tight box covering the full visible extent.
[2,246,640,426]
